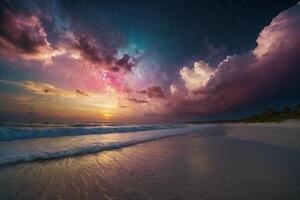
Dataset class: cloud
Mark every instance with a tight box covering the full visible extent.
[73,34,102,63]
[0,79,61,96]
[23,82,92,98]
[180,61,214,91]
[128,98,148,104]
[0,2,138,73]
[22,81,64,96]
[119,105,128,108]
[140,86,165,98]
[0,10,49,53]
[0,8,59,63]
[75,89,89,97]
[72,34,136,72]
[0,79,80,98]
[115,54,134,72]
[176,3,300,114]
[170,84,178,95]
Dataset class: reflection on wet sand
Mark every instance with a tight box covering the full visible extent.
[0,126,300,200]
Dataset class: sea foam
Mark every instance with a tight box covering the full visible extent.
[0,124,182,141]
[0,124,214,166]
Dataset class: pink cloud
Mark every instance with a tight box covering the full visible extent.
[0,4,142,101]
[0,9,59,63]
[175,3,300,115]
[128,98,148,104]
[0,10,49,54]
[0,3,138,74]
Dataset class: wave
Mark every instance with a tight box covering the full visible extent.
[0,124,183,141]
[0,124,215,166]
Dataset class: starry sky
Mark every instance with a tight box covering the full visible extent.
[0,0,300,122]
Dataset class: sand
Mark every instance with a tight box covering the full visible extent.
[0,122,299,200]
[224,120,300,150]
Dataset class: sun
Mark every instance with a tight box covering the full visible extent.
[103,113,113,120]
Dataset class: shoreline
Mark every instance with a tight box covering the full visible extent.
[0,122,299,199]
[0,125,214,167]
[0,121,299,167]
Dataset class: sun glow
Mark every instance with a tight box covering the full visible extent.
[103,113,113,120]
[0,79,137,121]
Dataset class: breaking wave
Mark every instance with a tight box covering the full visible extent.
[0,124,215,166]
[0,124,183,141]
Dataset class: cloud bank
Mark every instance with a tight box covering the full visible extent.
[0,1,137,72]
[176,3,300,115]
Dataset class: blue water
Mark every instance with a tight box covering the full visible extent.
[0,122,184,141]
[0,122,214,166]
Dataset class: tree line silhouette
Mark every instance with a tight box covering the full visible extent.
[243,104,300,122]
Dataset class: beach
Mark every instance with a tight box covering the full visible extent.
[0,122,299,200]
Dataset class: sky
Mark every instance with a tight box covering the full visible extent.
[0,0,300,122]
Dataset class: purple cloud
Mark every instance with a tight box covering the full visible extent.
[128,98,148,104]
[176,3,300,115]
[0,9,51,55]
[140,86,165,98]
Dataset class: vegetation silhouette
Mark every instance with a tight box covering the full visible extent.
[243,104,300,123]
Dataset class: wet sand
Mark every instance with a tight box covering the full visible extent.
[225,121,300,151]
[0,124,300,200]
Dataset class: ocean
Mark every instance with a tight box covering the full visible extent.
[0,122,213,166]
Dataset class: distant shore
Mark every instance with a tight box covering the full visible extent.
[186,118,300,124]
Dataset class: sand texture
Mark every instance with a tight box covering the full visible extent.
[0,123,299,200]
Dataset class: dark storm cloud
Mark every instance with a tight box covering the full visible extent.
[140,86,165,98]
[0,0,137,72]
[72,34,136,72]
[176,3,300,115]
[0,8,50,54]
[74,35,102,63]
[116,54,134,71]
